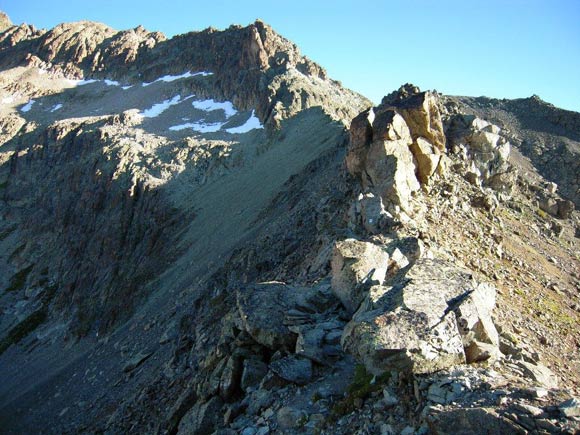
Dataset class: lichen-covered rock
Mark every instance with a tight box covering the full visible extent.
[331,239,390,314]
[341,259,501,375]
[236,282,299,351]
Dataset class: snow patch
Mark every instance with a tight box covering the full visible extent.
[191,99,237,118]
[1,95,14,104]
[50,103,63,112]
[169,121,224,133]
[104,79,120,86]
[226,110,263,134]
[142,71,213,87]
[21,100,36,112]
[121,85,133,90]
[76,79,99,86]
[141,94,194,118]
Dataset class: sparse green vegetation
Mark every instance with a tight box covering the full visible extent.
[536,208,549,220]
[311,391,323,402]
[0,308,47,355]
[329,364,391,419]
[5,264,34,293]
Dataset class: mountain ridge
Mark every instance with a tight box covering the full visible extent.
[0,11,578,435]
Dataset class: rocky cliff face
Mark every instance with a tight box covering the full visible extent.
[0,12,579,435]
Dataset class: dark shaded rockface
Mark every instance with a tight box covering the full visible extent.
[442,95,580,206]
[0,17,367,126]
[2,117,185,336]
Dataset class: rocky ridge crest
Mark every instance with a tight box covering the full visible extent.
[0,11,578,435]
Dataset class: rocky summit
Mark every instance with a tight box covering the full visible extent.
[0,11,579,435]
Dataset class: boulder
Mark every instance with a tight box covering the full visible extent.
[358,192,393,234]
[177,396,224,435]
[347,106,421,217]
[347,108,375,177]
[236,282,299,351]
[331,239,390,314]
[558,397,580,418]
[410,137,442,184]
[341,259,500,375]
[269,355,312,385]
[446,114,515,193]
[454,282,500,357]
[516,361,559,389]
[240,359,268,392]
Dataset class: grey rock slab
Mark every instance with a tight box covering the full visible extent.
[559,397,580,418]
[516,361,559,389]
[177,396,223,435]
[236,282,299,351]
[331,238,389,314]
[240,359,268,392]
[342,259,500,375]
[269,355,312,385]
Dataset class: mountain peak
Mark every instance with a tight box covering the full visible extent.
[0,10,11,32]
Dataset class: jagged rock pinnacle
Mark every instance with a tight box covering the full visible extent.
[0,10,11,32]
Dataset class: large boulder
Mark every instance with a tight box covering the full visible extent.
[236,282,299,351]
[347,86,449,216]
[341,259,500,375]
[330,239,390,314]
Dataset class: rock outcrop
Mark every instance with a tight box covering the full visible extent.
[347,85,449,221]
[341,259,500,375]
[446,114,516,194]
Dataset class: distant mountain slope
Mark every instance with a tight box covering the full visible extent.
[443,94,580,206]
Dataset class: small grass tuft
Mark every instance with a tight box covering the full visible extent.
[328,364,391,420]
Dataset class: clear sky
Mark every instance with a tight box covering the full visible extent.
[2,0,579,112]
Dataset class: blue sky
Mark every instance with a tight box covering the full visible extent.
[2,0,579,111]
